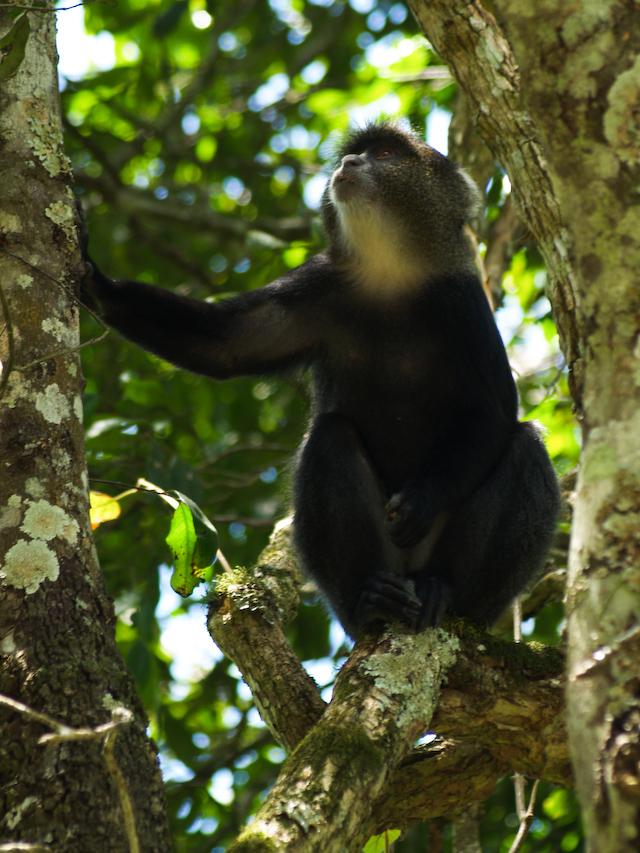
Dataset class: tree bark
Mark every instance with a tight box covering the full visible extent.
[0,7,170,850]
[408,1,640,849]
[491,3,640,849]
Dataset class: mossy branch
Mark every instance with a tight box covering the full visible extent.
[207,521,569,848]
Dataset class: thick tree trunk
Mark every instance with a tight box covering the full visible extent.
[409,1,640,849]
[489,3,640,849]
[0,7,171,850]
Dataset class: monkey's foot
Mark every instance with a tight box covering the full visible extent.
[354,573,422,631]
[416,577,451,628]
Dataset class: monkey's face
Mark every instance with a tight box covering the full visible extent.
[329,146,398,204]
[321,123,480,292]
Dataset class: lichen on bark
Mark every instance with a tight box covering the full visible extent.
[0,6,171,850]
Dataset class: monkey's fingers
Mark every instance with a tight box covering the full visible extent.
[417,577,451,629]
[354,574,421,630]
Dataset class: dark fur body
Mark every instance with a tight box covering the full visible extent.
[83,123,560,636]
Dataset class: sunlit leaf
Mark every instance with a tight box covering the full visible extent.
[363,829,401,852]
[89,491,122,529]
[165,503,198,596]
[165,502,216,596]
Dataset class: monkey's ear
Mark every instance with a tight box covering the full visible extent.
[457,167,482,225]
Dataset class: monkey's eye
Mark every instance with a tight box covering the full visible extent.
[374,149,393,159]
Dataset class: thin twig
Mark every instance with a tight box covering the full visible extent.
[15,328,110,372]
[0,693,63,731]
[513,597,522,644]
[0,247,110,396]
[0,2,85,10]
[215,548,232,573]
[511,598,538,852]
[0,694,140,853]
[508,779,540,853]
[103,727,141,853]
[511,598,527,838]
[0,246,110,329]
[88,478,277,528]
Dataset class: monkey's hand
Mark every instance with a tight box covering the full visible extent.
[385,489,435,549]
[79,259,103,315]
[76,203,100,311]
[79,251,112,319]
[74,198,110,316]
[354,573,422,632]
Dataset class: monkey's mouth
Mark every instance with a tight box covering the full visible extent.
[331,171,360,201]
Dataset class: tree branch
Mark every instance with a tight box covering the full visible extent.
[208,521,570,846]
[208,519,326,750]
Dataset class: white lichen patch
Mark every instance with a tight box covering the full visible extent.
[362,628,460,732]
[8,495,22,508]
[67,362,77,377]
[73,395,83,422]
[51,446,71,471]
[0,211,21,234]
[28,112,70,179]
[0,630,16,653]
[561,3,614,48]
[558,42,605,99]
[3,371,28,409]
[21,499,71,541]
[44,200,76,245]
[61,517,79,545]
[102,692,119,712]
[41,317,76,347]
[0,539,59,594]
[604,54,640,166]
[17,274,33,289]
[25,478,45,498]
[0,504,22,531]
[35,383,70,424]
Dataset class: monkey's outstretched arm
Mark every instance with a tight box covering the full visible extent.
[81,258,324,378]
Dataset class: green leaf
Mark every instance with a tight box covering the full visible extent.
[0,12,30,82]
[172,490,218,538]
[165,501,217,596]
[165,503,199,596]
[363,829,401,852]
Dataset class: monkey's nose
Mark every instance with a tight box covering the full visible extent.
[341,153,364,169]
